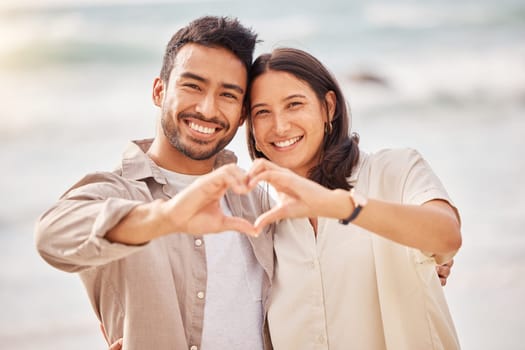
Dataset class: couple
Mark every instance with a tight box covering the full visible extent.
[35,16,461,350]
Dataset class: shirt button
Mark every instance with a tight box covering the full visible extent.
[318,334,326,344]
[194,239,203,247]
[197,291,205,299]
[309,260,316,269]
[190,346,198,350]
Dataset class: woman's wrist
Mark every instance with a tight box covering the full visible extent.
[336,188,368,224]
[331,189,356,220]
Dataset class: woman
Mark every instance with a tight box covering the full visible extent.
[246,48,461,349]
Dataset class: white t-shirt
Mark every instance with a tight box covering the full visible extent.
[160,168,264,350]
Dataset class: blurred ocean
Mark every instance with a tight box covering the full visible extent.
[0,0,524,349]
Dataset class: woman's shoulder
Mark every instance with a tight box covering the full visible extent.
[369,147,423,163]
[370,147,429,169]
[363,147,426,181]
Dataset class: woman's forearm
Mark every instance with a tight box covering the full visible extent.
[332,189,462,256]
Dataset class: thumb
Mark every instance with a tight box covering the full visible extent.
[254,206,287,232]
[221,216,258,237]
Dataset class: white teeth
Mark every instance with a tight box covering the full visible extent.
[189,122,215,134]
[274,137,300,148]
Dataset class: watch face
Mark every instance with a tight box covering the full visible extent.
[352,191,368,207]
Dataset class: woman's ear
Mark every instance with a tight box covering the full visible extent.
[152,77,165,107]
[324,90,336,122]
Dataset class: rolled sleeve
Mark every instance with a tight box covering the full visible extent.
[400,149,460,262]
[35,172,153,272]
[401,149,454,205]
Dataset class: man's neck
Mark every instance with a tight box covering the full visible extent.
[147,137,216,175]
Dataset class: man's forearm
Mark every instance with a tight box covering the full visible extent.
[105,199,176,245]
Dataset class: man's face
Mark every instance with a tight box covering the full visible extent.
[155,43,247,161]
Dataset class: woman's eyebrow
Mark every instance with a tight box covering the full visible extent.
[283,94,307,101]
[251,94,307,111]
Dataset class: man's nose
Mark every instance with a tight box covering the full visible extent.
[195,93,218,118]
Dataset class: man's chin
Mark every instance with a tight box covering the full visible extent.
[169,133,232,161]
[179,145,221,161]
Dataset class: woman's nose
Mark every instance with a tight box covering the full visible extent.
[273,114,291,135]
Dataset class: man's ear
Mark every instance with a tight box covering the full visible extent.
[152,77,165,107]
[325,90,336,122]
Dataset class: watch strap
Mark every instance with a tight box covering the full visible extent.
[339,188,364,225]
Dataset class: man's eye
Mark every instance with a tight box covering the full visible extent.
[222,92,238,100]
[184,83,201,90]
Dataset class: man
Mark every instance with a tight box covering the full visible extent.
[35,16,273,350]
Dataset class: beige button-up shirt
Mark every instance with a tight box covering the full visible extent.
[35,139,274,350]
[268,148,460,350]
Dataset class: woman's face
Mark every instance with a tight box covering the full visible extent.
[250,70,333,177]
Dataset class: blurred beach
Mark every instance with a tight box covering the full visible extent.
[1,0,524,348]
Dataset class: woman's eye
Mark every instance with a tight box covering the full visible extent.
[288,101,302,109]
[253,109,269,117]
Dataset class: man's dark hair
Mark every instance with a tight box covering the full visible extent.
[159,16,258,83]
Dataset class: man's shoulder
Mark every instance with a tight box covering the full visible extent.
[214,149,238,167]
[60,170,150,201]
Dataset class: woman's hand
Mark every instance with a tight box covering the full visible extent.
[248,159,343,231]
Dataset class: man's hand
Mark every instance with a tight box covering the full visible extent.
[106,164,258,244]
[168,164,258,236]
[436,259,454,286]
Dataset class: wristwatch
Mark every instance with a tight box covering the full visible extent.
[339,188,368,225]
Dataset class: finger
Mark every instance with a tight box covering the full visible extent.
[221,216,258,237]
[213,165,250,194]
[248,159,287,180]
[191,166,248,203]
[249,158,275,174]
[109,338,123,350]
[439,277,447,286]
[254,206,288,231]
[248,170,296,195]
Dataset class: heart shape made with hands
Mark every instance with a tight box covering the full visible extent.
[246,159,333,232]
[182,159,333,237]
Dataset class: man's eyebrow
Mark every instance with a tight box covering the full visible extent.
[180,72,244,94]
[180,72,206,82]
[222,83,244,95]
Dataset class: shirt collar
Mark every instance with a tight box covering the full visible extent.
[120,138,238,184]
